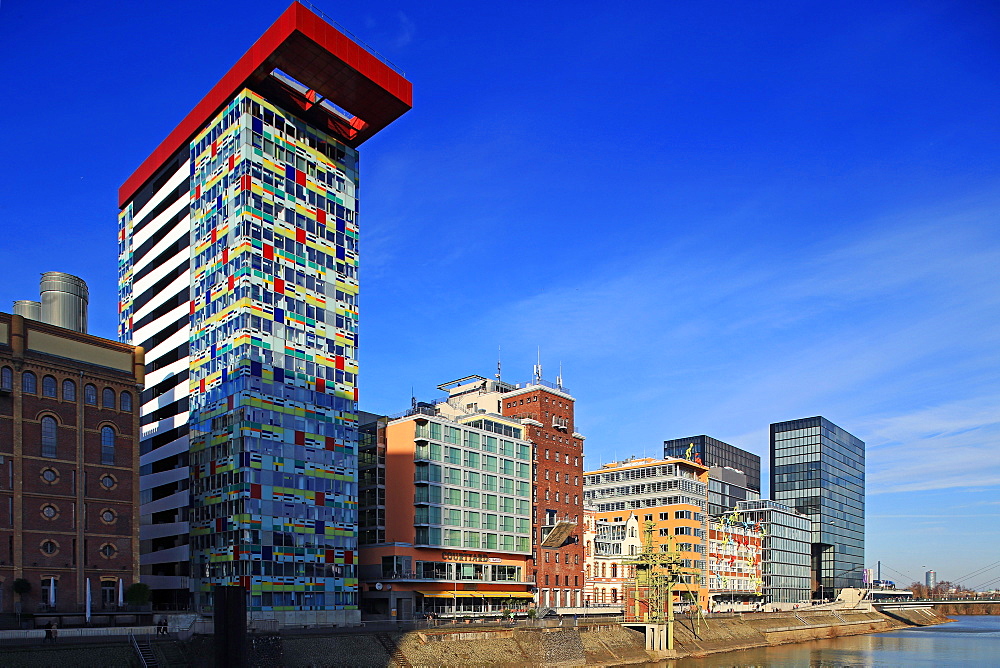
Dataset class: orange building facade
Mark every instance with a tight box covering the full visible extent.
[583,458,711,611]
[358,410,534,619]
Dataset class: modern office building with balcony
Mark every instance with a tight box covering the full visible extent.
[482,373,585,609]
[770,417,865,599]
[421,373,587,609]
[116,3,411,622]
[357,409,534,619]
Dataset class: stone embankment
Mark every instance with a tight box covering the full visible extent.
[277,608,952,666]
[658,607,948,659]
[0,607,952,667]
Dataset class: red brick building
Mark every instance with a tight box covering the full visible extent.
[0,312,142,618]
[502,381,584,609]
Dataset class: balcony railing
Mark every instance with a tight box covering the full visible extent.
[301,2,406,77]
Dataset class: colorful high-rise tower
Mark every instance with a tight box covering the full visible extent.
[117,3,411,623]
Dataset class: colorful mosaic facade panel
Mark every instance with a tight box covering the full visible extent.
[187,89,361,613]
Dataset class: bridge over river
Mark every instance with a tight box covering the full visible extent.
[875,597,1000,608]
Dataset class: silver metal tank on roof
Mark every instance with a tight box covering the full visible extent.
[40,272,89,333]
[13,300,41,321]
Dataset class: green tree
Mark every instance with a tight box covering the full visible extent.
[12,578,31,596]
[12,578,30,615]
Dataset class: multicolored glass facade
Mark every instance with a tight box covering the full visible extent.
[116,1,410,621]
[183,89,361,614]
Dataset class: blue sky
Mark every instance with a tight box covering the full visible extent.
[2,0,998,589]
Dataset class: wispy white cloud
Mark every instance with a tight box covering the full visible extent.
[393,12,415,48]
[861,399,1000,494]
[470,196,1000,497]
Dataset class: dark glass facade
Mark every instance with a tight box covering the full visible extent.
[664,435,761,492]
[769,417,864,598]
[706,466,759,517]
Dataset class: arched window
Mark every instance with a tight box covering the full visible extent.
[102,388,115,409]
[101,426,116,465]
[23,371,37,394]
[120,391,132,412]
[42,375,57,398]
[1,367,13,391]
[601,563,606,578]
[611,588,618,603]
[41,416,58,458]
[611,563,618,578]
[84,384,97,405]
[62,379,76,401]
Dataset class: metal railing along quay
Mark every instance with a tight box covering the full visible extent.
[0,625,158,643]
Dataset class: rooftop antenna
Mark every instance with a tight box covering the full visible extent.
[411,387,416,411]
[496,346,502,383]
[533,347,542,384]
[556,361,563,389]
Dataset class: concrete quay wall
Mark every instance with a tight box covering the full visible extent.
[0,608,952,667]
[280,608,951,666]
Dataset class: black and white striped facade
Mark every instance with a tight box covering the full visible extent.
[118,149,193,607]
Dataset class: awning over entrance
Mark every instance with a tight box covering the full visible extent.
[417,591,533,599]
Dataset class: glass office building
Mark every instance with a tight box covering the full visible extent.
[706,466,760,517]
[770,417,864,598]
[664,435,761,492]
[737,500,811,604]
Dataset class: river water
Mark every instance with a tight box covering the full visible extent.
[654,615,1000,667]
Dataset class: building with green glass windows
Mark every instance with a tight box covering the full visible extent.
[357,407,535,620]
